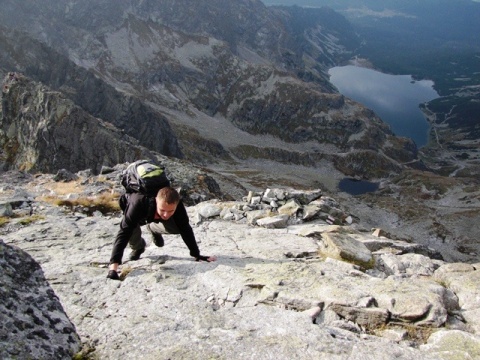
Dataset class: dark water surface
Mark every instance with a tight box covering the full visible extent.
[328,65,439,147]
[338,178,379,195]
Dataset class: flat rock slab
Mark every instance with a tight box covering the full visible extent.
[2,190,480,359]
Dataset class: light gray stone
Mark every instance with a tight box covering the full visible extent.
[433,264,480,334]
[278,199,301,217]
[1,172,479,359]
[376,253,439,276]
[196,202,222,218]
[319,232,375,269]
[302,203,322,221]
[286,188,322,205]
[0,202,13,216]
[329,303,390,328]
[264,188,286,201]
[246,209,270,225]
[420,330,480,359]
[256,214,289,228]
[380,328,408,342]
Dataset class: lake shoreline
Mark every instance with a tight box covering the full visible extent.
[328,64,440,148]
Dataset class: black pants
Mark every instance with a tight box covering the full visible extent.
[128,220,180,250]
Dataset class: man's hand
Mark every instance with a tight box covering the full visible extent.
[195,255,217,262]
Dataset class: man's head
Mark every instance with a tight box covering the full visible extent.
[155,187,180,220]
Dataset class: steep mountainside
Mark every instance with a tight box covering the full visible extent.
[0,0,420,186]
[0,26,182,158]
[263,0,480,179]
[0,73,159,173]
[0,0,479,265]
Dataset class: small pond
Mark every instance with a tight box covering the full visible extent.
[338,178,379,195]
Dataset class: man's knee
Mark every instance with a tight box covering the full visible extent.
[147,222,166,235]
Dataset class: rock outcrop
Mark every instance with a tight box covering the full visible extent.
[1,168,480,359]
[0,27,183,159]
[0,240,80,359]
[0,73,161,174]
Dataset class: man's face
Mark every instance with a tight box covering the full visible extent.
[156,199,178,220]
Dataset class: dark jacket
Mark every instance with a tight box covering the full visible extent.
[109,193,200,264]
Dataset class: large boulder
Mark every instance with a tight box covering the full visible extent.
[0,240,81,359]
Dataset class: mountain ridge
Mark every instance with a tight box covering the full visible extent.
[0,0,420,182]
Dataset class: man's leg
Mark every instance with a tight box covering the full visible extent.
[147,221,180,247]
[146,223,164,247]
[128,225,146,260]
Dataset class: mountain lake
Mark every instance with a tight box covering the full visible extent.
[328,64,439,148]
[329,64,439,195]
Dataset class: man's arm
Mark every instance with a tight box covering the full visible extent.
[172,201,201,258]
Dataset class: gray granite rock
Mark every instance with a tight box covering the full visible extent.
[1,171,480,359]
[0,240,80,359]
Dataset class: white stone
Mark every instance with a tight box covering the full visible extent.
[256,214,289,228]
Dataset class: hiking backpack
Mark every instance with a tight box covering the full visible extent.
[121,160,170,197]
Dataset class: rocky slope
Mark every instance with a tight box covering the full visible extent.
[0,0,478,282]
[0,0,420,179]
[3,72,479,266]
[0,28,182,159]
[0,73,160,173]
[1,167,480,359]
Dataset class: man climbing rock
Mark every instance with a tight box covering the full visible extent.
[107,186,216,280]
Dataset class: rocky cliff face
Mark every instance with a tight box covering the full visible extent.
[0,26,183,159]
[0,73,159,174]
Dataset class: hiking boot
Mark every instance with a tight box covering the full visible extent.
[129,247,145,261]
[152,233,164,247]
[107,270,120,280]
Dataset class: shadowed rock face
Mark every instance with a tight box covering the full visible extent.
[0,240,81,359]
[0,31,183,160]
[0,73,162,174]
